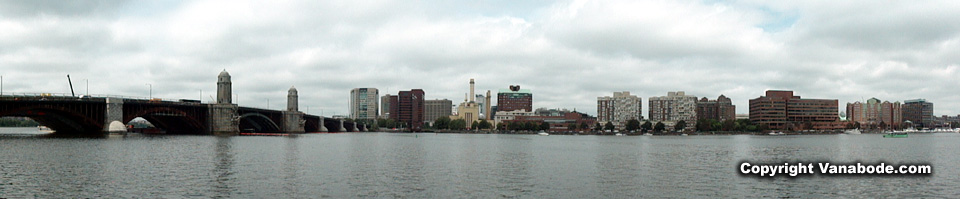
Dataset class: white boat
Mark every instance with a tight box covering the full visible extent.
[768,131,785,135]
[615,133,625,136]
[680,133,688,136]
[844,129,862,134]
[537,131,549,136]
[643,133,653,136]
[37,126,54,133]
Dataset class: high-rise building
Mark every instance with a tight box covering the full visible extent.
[349,88,379,120]
[903,99,933,129]
[397,89,425,130]
[424,99,452,125]
[696,95,736,122]
[380,94,395,119]
[749,90,841,130]
[597,91,642,129]
[846,98,901,128]
[497,85,533,112]
[474,94,488,118]
[880,101,903,128]
[649,91,698,131]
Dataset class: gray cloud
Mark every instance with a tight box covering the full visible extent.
[1,0,958,118]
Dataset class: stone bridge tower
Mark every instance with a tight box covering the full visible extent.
[209,70,239,135]
[217,70,232,104]
[283,86,305,133]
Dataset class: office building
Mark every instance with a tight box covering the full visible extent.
[397,89,425,130]
[903,99,934,129]
[425,99,452,126]
[349,88,379,120]
[497,85,533,112]
[380,94,395,119]
[749,90,841,130]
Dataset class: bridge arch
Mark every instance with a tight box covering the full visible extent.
[124,107,205,134]
[239,113,281,133]
[0,106,103,135]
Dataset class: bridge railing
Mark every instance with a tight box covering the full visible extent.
[0,92,183,102]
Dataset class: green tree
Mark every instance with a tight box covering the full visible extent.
[735,119,752,131]
[675,120,687,132]
[654,122,665,132]
[450,119,467,130]
[471,121,480,130]
[579,122,589,131]
[594,123,602,131]
[509,121,521,131]
[641,121,652,132]
[478,120,492,130]
[697,119,716,131]
[539,122,551,131]
[721,119,736,131]
[434,117,451,129]
[567,123,578,131]
[525,121,536,131]
[625,119,640,131]
[604,122,615,131]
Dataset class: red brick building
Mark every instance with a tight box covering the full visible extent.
[503,112,597,132]
[497,85,532,112]
[696,95,736,122]
[397,89,425,130]
[749,90,841,130]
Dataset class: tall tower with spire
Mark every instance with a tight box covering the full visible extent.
[217,70,232,104]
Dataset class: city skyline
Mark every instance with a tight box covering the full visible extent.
[2,0,959,117]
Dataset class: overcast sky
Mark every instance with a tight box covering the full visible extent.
[2,0,958,117]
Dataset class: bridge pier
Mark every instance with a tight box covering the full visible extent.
[338,120,347,132]
[209,104,239,136]
[318,117,328,132]
[103,98,124,134]
[283,111,305,133]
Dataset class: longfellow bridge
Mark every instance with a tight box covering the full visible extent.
[0,70,365,136]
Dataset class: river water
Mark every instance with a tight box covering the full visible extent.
[1,127,957,198]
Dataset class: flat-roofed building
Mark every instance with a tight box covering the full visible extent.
[749,90,841,130]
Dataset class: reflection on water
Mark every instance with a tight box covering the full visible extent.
[1,128,959,198]
[212,136,235,198]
